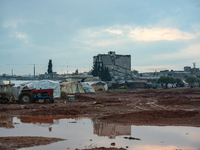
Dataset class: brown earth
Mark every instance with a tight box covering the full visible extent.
[0,87,200,149]
[0,137,65,150]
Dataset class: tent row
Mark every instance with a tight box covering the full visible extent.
[9,80,108,99]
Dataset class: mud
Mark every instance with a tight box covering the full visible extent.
[1,88,200,149]
[0,137,65,150]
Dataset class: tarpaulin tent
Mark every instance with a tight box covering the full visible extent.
[60,81,85,94]
[85,81,108,91]
[12,80,60,98]
[81,82,96,93]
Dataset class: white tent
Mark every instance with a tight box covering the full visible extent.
[12,80,60,98]
[81,82,96,93]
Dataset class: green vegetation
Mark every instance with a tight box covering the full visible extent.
[185,76,199,88]
[91,62,112,81]
[47,59,53,74]
[114,89,127,91]
[60,91,69,99]
[185,76,197,84]
[174,77,182,84]
[132,70,139,75]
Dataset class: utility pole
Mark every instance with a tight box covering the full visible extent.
[193,62,196,68]
[34,64,35,78]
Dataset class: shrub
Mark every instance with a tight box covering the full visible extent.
[60,91,69,99]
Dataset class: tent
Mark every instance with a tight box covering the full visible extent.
[85,81,108,91]
[12,80,60,98]
[91,81,108,91]
[60,81,85,94]
[81,82,96,93]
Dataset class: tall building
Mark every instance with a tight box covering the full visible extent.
[93,51,132,80]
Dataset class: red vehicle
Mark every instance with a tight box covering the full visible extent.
[18,89,54,104]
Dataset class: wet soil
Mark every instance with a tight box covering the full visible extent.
[0,137,65,150]
[1,88,200,149]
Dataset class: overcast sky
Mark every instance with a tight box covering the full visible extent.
[0,0,200,75]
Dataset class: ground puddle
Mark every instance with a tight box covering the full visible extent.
[0,116,200,150]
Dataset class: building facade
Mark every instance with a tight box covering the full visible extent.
[93,51,132,80]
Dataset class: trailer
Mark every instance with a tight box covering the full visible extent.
[0,84,15,104]
[0,83,54,104]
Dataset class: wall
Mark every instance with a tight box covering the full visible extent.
[93,51,132,80]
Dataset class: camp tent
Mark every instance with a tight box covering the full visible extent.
[60,81,85,94]
[11,80,60,98]
[81,82,96,93]
[89,81,108,91]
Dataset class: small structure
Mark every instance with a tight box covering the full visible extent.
[86,81,108,92]
[81,82,96,93]
[60,81,85,94]
[126,80,148,89]
[11,80,60,98]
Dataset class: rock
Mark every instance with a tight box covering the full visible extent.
[22,105,29,109]
[123,136,141,140]
[111,142,115,146]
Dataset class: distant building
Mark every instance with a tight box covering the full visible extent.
[93,51,132,80]
[139,65,200,79]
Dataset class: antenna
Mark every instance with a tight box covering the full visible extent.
[34,64,35,78]
[193,62,196,68]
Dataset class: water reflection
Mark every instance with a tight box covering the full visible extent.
[0,116,200,150]
[0,116,14,128]
[93,122,131,139]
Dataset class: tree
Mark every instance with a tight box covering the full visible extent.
[47,59,53,74]
[100,66,111,81]
[75,69,78,75]
[99,64,105,80]
[104,67,112,81]
[132,70,139,75]
[185,76,197,88]
[174,78,182,87]
[158,76,175,88]
[91,61,100,77]
[91,62,112,81]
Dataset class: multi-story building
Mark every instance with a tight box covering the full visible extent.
[93,51,132,80]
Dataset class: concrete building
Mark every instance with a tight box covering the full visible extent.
[139,65,200,80]
[93,51,132,80]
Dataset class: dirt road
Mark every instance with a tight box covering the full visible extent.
[1,88,200,149]
[1,88,200,126]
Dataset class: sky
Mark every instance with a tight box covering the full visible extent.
[0,0,200,75]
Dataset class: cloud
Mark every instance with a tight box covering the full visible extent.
[132,65,176,73]
[153,42,200,60]
[128,27,198,41]
[85,39,125,47]
[80,25,199,49]
[135,145,195,150]
[15,32,27,38]
[103,28,123,35]
[3,20,18,28]
[2,20,26,28]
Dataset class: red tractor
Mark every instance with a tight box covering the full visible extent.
[18,89,54,104]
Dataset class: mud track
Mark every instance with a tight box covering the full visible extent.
[1,88,200,126]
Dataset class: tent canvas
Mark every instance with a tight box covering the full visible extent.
[11,80,60,98]
[60,81,85,94]
[81,82,96,93]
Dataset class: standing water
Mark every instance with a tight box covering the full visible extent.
[0,116,200,150]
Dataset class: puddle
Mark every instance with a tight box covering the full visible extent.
[0,116,200,150]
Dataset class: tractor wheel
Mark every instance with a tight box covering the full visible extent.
[0,98,9,104]
[44,96,52,104]
[18,92,33,104]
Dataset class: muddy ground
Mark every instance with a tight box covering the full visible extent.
[1,87,200,149]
